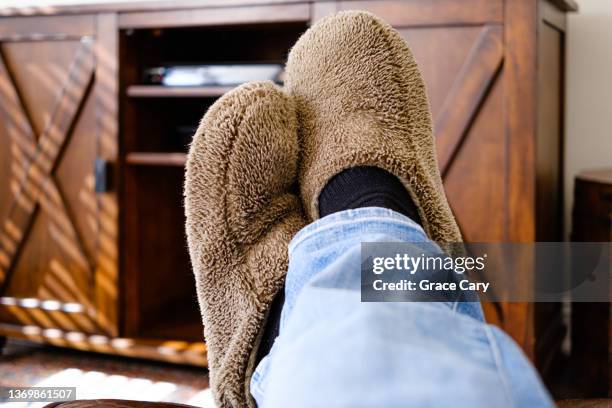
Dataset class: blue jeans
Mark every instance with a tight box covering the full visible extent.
[250,208,554,407]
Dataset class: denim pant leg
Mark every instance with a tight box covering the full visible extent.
[250,208,554,408]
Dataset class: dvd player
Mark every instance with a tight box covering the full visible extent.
[143,64,284,87]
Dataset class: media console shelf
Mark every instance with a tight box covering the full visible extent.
[0,0,575,384]
[126,85,234,98]
[126,152,188,167]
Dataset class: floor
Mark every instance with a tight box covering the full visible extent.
[0,339,213,408]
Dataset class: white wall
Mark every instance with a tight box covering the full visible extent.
[572,0,612,14]
[562,0,612,356]
[564,0,612,237]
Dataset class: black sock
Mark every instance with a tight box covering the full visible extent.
[318,166,422,225]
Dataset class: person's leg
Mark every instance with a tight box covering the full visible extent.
[250,208,554,407]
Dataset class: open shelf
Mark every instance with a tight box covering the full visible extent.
[127,85,234,98]
[118,21,308,347]
[126,152,187,166]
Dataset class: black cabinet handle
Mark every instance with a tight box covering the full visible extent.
[94,158,113,193]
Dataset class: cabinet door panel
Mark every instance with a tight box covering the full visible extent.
[397,25,506,242]
[0,15,118,336]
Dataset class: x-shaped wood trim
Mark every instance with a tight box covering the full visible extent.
[0,39,95,292]
[435,24,504,178]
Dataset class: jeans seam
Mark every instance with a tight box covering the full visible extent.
[484,325,516,408]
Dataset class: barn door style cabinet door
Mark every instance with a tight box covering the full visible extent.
[0,14,120,345]
[0,13,146,360]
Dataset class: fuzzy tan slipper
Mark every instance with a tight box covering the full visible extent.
[184,81,305,407]
[285,11,462,243]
